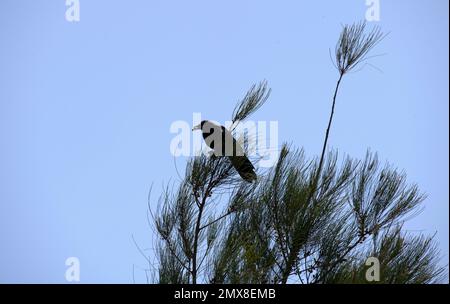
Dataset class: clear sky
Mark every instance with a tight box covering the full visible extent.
[0,0,448,283]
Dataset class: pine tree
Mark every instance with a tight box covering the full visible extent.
[149,22,445,284]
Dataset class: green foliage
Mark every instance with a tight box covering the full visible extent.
[335,21,385,75]
[322,227,445,284]
[153,144,444,284]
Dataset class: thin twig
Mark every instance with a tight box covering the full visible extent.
[199,209,235,231]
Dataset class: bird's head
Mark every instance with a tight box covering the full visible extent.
[192,120,207,131]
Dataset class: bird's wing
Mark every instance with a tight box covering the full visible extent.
[203,123,256,182]
[223,127,256,182]
[229,155,257,182]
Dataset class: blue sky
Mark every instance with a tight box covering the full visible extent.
[0,0,448,283]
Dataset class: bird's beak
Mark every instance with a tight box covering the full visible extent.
[192,123,201,131]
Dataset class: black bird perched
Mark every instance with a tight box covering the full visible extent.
[192,120,257,182]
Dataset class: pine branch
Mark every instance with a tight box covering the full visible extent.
[231,81,271,124]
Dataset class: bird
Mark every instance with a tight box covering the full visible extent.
[192,120,257,182]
